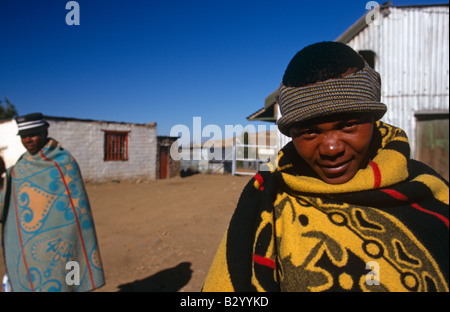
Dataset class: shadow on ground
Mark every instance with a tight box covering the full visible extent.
[117,262,193,292]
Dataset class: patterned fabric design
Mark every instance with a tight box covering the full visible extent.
[273,195,447,291]
[1,139,104,292]
[202,122,449,292]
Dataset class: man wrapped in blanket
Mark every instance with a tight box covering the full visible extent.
[0,113,104,292]
[203,42,449,292]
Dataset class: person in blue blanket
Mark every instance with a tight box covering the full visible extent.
[203,42,449,292]
[0,113,104,292]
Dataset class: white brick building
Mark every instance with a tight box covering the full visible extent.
[0,116,157,183]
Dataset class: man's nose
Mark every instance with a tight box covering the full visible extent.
[319,133,345,157]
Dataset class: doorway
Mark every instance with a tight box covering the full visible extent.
[415,112,449,181]
[159,145,170,179]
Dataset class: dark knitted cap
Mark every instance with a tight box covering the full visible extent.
[15,113,49,137]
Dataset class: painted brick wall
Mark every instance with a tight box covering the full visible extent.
[47,119,157,182]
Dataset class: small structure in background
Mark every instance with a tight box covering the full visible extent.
[180,137,235,176]
[0,115,159,183]
[179,129,279,176]
[231,129,278,176]
[157,136,181,179]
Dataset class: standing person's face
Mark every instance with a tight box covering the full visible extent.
[289,113,374,184]
[21,131,47,155]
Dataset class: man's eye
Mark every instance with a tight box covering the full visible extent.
[292,128,318,138]
[304,129,318,135]
[342,122,358,130]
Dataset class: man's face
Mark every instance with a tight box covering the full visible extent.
[289,113,374,184]
[21,131,47,155]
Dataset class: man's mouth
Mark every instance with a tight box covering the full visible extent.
[318,159,352,176]
[24,144,38,153]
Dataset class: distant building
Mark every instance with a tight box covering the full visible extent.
[179,129,279,175]
[248,2,449,180]
[0,116,158,183]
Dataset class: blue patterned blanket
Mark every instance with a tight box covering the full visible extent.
[1,139,104,291]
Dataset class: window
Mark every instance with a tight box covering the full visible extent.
[104,131,129,161]
[358,50,376,69]
[415,112,449,181]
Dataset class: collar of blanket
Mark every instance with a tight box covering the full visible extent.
[266,121,410,194]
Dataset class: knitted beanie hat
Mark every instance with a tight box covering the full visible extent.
[276,55,387,137]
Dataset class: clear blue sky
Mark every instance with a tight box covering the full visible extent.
[1,0,446,138]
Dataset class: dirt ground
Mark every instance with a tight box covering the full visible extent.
[0,173,253,292]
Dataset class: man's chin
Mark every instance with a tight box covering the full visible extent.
[27,148,39,155]
[319,170,357,185]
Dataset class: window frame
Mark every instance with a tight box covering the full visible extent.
[103,130,130,161]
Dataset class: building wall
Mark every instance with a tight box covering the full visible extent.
[343,5,449,155]
[0,119,26,168]
[0,118,157,182]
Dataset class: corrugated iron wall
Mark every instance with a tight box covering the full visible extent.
[345,5,449,156]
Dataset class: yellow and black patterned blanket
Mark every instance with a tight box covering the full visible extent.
[203,121,449,292]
